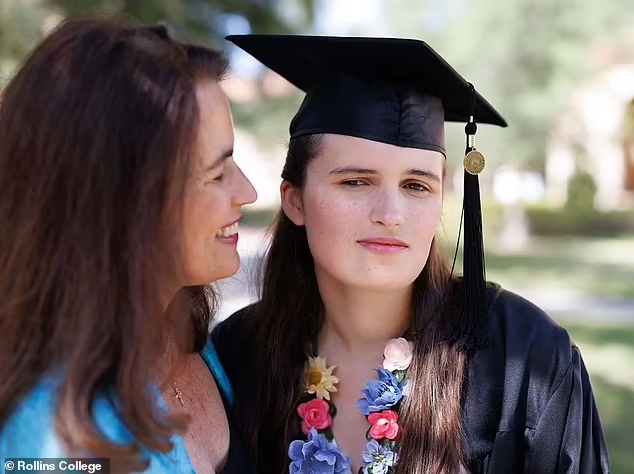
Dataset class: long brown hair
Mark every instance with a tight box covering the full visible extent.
[236,134,470,473]
[0,16,227,472]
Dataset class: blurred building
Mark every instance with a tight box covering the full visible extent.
[546,64,634,210]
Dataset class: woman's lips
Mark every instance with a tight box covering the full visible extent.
[356,238,409,255]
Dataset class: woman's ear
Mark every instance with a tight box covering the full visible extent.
[280,180,304,226]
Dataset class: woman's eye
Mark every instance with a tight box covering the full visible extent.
[341,179,368,186]
[404,182,429,192]
[203,171,224,184]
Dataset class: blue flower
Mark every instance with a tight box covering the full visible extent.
[288,428,352,473]
[357,368,404,416]
[361,439,396,474]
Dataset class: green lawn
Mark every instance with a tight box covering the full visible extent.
[441,235,634,301]
[439,195,634,295]
[557,318,634,473]
[485,237,634,300]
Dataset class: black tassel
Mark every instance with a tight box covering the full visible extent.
[457,84,488,351]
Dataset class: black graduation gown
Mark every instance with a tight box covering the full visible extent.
[211,284,610,474]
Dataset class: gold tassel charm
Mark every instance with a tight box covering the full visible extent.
[464,147,485,175]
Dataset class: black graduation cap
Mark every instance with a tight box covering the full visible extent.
[226,34,508,349]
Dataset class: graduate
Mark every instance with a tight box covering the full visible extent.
[212,34,610,474]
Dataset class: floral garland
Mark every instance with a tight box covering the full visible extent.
[288,337,414,474]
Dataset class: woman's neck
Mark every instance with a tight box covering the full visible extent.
[156,290,195,383]
[316,278,412,356]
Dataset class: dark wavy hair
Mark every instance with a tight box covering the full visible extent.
[0,15,227,472]
[235,134,470,473]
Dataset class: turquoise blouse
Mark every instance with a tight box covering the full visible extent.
[0,338,234,473]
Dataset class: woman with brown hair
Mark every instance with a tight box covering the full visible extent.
[212,35,610,474]
[0,16,257,473]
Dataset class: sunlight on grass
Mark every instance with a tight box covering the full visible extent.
[485,260,634,300]
[576,343,634,390]
[441,233,634,300]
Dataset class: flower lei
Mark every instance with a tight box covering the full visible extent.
[288,337,413,474]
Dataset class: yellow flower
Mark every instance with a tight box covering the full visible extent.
[305,356,339,400]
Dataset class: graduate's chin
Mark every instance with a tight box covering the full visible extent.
[348,272,417,293]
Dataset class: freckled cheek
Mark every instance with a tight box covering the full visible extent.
[304,195,359,246]
[409,199,443,237]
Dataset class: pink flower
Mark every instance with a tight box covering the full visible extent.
[383,337,414,372]
[368,410,399,440]
[297,398,333,435]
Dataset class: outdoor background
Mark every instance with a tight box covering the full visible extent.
[1,0,633,471]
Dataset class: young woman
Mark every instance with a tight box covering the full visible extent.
[212,34,610,473]
[0,17,257,473]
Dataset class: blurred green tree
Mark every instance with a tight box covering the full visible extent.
[45,0,315,46]
[0,0,315,63]
[0,0,50,74]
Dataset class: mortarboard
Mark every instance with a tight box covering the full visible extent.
[226,34,508,349]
